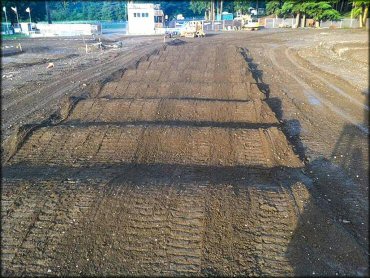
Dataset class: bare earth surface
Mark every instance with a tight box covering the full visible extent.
[1,28,368,276]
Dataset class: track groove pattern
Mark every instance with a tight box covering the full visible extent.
[2,41,315,276]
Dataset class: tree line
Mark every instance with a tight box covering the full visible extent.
[1,0,368,27]
[190,0,368,25]
[265,0,369,27]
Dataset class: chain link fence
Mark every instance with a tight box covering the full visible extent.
[320,18,360,28]
[264,17,361,29]
[264,18,298,28]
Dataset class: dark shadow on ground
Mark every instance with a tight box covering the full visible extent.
[240,47,307,161]
[240,46,369,276]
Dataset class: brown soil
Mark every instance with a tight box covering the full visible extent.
[1,29,368,276]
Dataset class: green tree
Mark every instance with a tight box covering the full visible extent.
[190,0,209,14]
[1,0,47,23]
[234,0,251,14]
[101,2,114,21]
[266,0,282,16]
[279,1,340,27]
[158,1,193,19]
[351,0,369,27]
[280,1,305,26]
[305,2,341,23]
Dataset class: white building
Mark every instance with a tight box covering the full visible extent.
[127,3,164,35]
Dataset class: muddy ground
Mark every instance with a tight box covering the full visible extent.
[1,28,369,276]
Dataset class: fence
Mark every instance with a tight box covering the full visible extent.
[101,22,127,34]
[264,17,360,29]
[264,18,298,28]
[34,21,125,35]
[320,18,360,28]
[169,20,242,32]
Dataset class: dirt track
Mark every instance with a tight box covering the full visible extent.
[1,29,369,276]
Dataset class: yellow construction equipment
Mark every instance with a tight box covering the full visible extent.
[239,14,260,31]
[180,21,206,38]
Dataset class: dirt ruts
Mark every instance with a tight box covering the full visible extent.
[1,37,368,276]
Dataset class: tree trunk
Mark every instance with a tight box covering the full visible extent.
[360,6,364,28]
[216,0,218,20]
[212,0,216,21]
[220,0,223,18]
[362,5,368,27]
[210,0,214,21]
[45,0,52,24]
[301,13,306,27]
[340,0,345,13]
[294,12,300,28]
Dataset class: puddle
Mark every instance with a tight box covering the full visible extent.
[308,96,321,106]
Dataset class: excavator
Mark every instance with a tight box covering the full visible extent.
[180,21,206,38]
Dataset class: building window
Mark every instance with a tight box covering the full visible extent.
[133,12,149,18]
[154,16,163,23]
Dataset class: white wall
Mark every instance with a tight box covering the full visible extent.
[34,23,101,37]
[127,3,155,35]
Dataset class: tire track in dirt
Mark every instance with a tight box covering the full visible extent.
[1,179,101,276]
[268,45,368,134]
[286,47,368,111]
[2,37,367,276]
[2,42,164,131]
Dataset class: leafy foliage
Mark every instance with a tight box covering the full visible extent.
[189,1,209,15]
[351,0,370,17]
[2,0,366,25]
[49,1,127,22]
[158,1,193,19]
[233,0,251,14]
[266,1,281,15]
[305,2,341,20]
[273,0,341,20]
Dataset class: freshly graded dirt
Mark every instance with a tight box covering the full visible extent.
[1,28,368,276]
